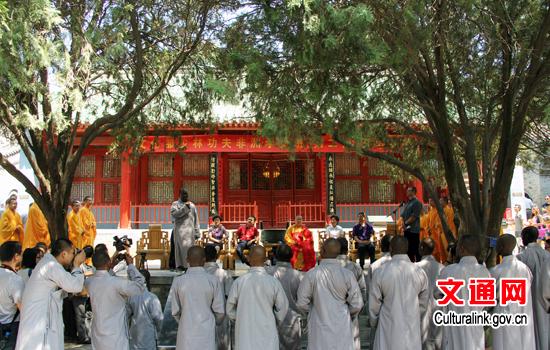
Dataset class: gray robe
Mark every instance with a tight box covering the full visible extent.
[204,261,234,350]
[434,256,491,350]
[370,254,428,350]
[171,266,225,350]
[490,255,536,350]
[267,261,304,350]
[416,255,444,350]
[15,253,84,350]
[128,290,164,350]
[227,267,288,350]
[542,258,550,313]
[171,200,200,268]
[296,259,364,350]
[517,243,550,350]
[337,254,367,350]
[368,252,391,350]
[85,264,146,350]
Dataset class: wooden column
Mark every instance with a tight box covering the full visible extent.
[119,151,132,228]
[320,154,327,214]
[209,153,219,215]
[326,153,336,215]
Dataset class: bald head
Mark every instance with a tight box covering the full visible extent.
[457,234,481,259]
[419,238,435,257]
[496,234,517,257]
[249,245,266,267]
[322,238,341,259]
[186,246,206,267]
[390,236,409,256]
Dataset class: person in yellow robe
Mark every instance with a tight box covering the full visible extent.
[79,196,97,247]
[23,202,50,249]
[419,207,429,240]
[284,215,316,271]
[68,200,85,249]
[425,199,446,263]
[0,197,24,244]
[439,197,458,258]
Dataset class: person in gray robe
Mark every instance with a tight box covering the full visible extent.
[128,269,164,350]
[542,258,550,312]
[15,238,86,350]
[85,249,146,350]
[370,236,428,350]
[170,189,200,269]
[434,234,491,350]
[517,227,550,350]
[337,237,367,350]
[204,245,233,350]
[491,234,536,350]
[367,234,393,350]
[416,238,444,350]
[227,246,289,350]
[171,246,225,350]
[266,244,304,350]
[296,238,364,350]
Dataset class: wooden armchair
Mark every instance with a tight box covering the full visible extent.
[348,231,358,262]
[317,230,327,254]
[199,229,231,270]
[135,224,170,270]
[229,232,252,269]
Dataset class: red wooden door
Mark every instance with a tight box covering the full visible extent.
[224,153,320,227]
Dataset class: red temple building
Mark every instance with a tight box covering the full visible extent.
[71,122,424,229]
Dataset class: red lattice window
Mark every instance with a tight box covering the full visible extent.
[75,156,96,178]
[102,183,120,204]
[148,181,174,204]
[251,160,270,190]
[103,156,121,178]
[334,154,364,203]
[182,154,209,204]
[296,159,315,189]
[228,159,249,190]
[71,182,95,201]
[148,154,174,177]
[273,161,292,190]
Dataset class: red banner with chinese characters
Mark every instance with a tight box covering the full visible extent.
[140,134,346,153]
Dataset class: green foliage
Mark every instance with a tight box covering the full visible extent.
[221,0,550,243]
[0,0,231,237]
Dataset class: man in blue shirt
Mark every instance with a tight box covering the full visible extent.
[400,187,423,262]
[352,212,376,269]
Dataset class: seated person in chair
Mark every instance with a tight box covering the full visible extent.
[207,215,227,252]
[325,215,345,239]
[352,212,376,269]
[235,216,259,265]
[285,215,316,272]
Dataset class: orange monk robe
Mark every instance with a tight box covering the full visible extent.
[23,203,50,249]
[0,209,24,245]
[439,205,458,259]
[284,224,316,272]
[426,207,445,263]
[419,213,429,240]
[67,210,85,249]
[79,206,97,247]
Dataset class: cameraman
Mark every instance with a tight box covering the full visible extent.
[85,248,145,349]
[15,238,86,350]
[71,245,94,344]
[0,241,23,350]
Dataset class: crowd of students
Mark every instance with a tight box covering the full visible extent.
[1,226,548,350]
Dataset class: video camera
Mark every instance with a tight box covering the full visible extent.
[113,235,133,252]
